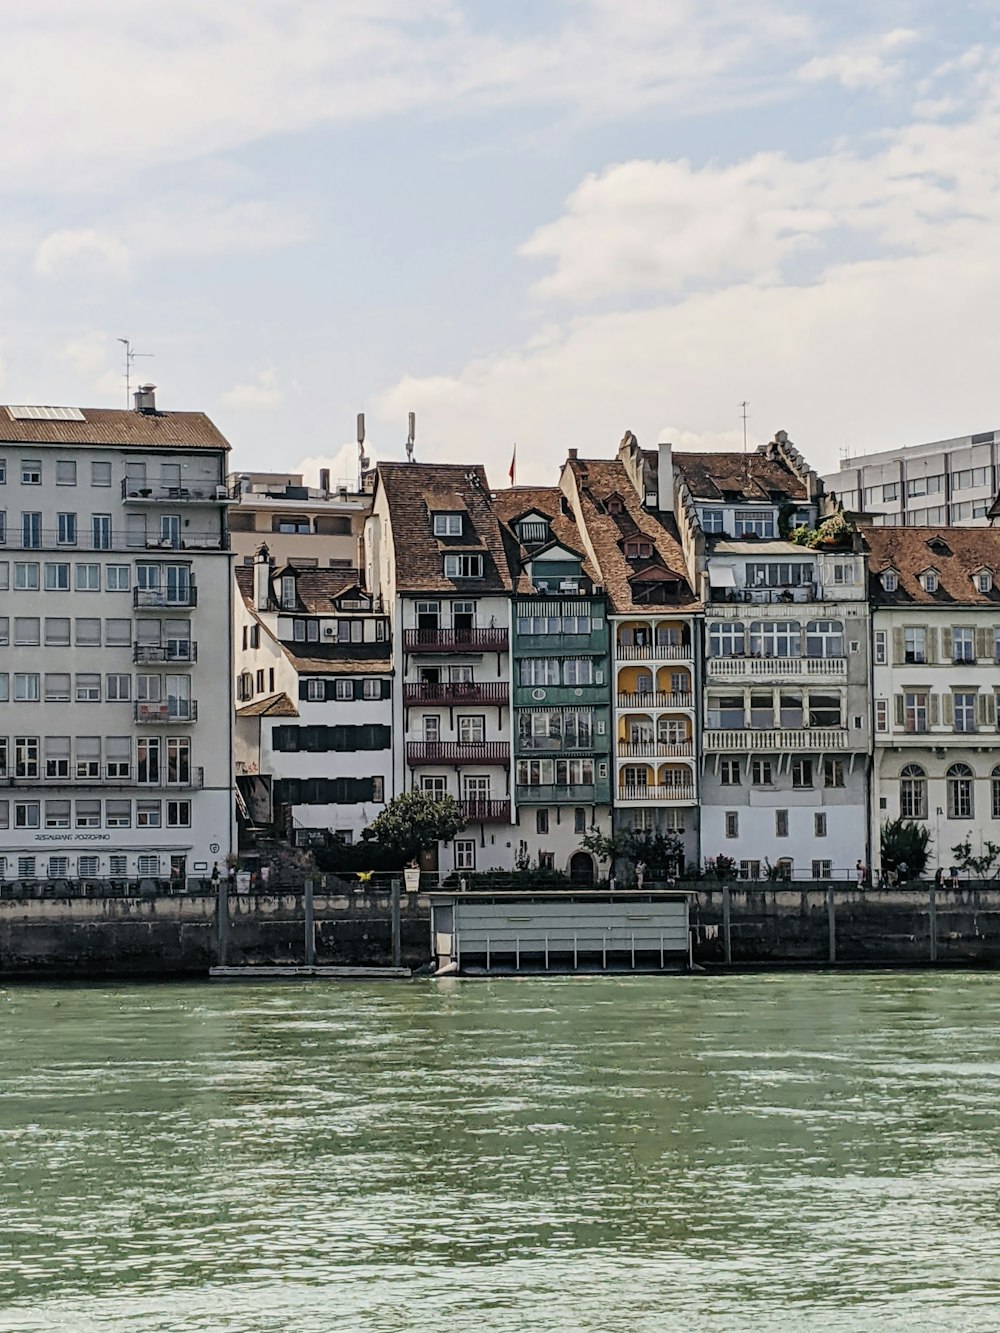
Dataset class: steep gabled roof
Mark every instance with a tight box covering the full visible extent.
[491,485,598,594]
[864,526,1000,605]
[673,449,808,502]
[236,692,299,718]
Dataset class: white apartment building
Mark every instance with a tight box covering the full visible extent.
[0,390,235,884]
[671,433,871,879]
[227,469,371,569]
[825,429,1000,527]
[867,527,1000,875]
[367,462,516,878]
[233,548,393,847]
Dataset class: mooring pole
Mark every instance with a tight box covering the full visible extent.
[304,878,315,967]
[928,882,938,963]
[391,877,402,969]
[827,885,836,965]
[722,884,732,965]
[217,875,230,967]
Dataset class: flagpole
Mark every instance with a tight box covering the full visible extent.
[509,443,517,486]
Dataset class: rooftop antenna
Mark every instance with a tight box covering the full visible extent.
[118,338,153,407]
[357,412,369,488]
[405,411,416,462]
[739,400,749,454]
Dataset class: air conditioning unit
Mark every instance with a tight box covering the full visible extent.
[216,485,228,500]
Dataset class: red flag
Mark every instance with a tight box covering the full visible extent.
[509,444,516,485]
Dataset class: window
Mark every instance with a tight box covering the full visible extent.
[517,758,595,787]
[775,809,789,837]
[15,802,40,829]
[520,658,560,686]
[814,813,827,837]
[574,807,587,834]
[805,620,843,658]
[44,737,69,779]
[21,512,41,547]
[751,759,773,785]
[538,852,556,871]
[362,679,381,700]
[44,617,70,646]
[109,854,128,876]
[92,515,112,550]
[903,627,926,663]
[977,571,994,594]
[44,562,70,590]
[280,575,297,609]
[719,759,741,786]
[76,563,100,591]
[832,562,856,586]
[76,674,101,701]
[107,564,130,591]
[954,691,977,733]
[106,737,131,779]
[56,459,76,486]
[106,674,131,701]
[734,510,774,538]
[0,674,7,702]
[701,509,724,533]
[91,462,112,486]
[166,739,190,786]
[21,460,41,485]
[0,458,4,483]
[14,562,39,590]
[15,737,39,779]
[904,692,928,733]
[563,659,594,686]
[14,674,39,701]
[953,627,974,663]
[137,855,160,877]
[745,562,813,588]
[882,570,898,592]
[78,855,100,878]
[921,570,939,593]
[137,800,162,828]
[808,693,842,727]
[75,618,101,646]
[749,620,801,658]
[16,856,36,878]
[105,618,131,647]
[708,621,745,657]
[824,758,845,788]
[707,694,744,728]
[454,840,476,870]
[947,763,974,819]
[335,680,353,701]
[420,776,448,799]
[306,679,324,702]
[250,624,260,649]
[137,738,160,785]
[791,758,813,789]
[45,802,70,830]
[536,809,549,835]
[0,615,7,644]
[167,800,191,827]
[812,860,832,879]
[874,630,887,665]
[433,514,462,536]
[256,669,265,694]
[992,766,1000,820]
[14,617,39,645]
[44,673,71,702]
[900,764,927,819]
[75,800,101,828]
[444,554,483,578]
[725,812,739,838]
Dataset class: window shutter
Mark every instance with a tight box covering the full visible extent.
[894,694,904,725]
[977,627,991,660]
[987,693,998,728]
[926,627,939,662]
[930,694,941,727]
[892,628,904,663]
[977,693,990,727]
[941,628,952,662]
[941,694,953,727]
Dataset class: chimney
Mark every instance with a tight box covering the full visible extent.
[254,543,271,611]
[657,437,673,513]
[133,383,157,414]
[567,447,578,460]
[319,467,330,493]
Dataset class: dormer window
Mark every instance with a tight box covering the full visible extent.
[881,570,898,592]
[433,513,462,537]
[920,570,939,593]
[280,574,297,609]
[444,554,483,578]
[517,518,549,545]
[606,496,623,515]
[977,570,994,593]
[624,539,653,560]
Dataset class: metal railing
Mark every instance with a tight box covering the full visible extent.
[406,741,510,764]
[133,643,198,664]
[403,681,508,706]
[122,479,230,502]
[133,586,198,609]
[1,530,228,553]
[403,628,509,653]
[458,799,511,823]
[0,767,204,789]
[134,701,199,724]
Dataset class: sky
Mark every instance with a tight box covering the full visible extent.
[4,1,1000,487]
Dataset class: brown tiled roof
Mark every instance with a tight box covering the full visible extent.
[235,566,373,613]
[236,692,299,718]
[491,486,599,594]
[673,449,808,502]
[864,526,1000,605]
[567,459,698,613]
[284,646,392,675]
[376,462,512,593]
[0,406,230,451]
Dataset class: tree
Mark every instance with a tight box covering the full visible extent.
[582,825,683,878]
[880,818,931,878]
[950,838,1000,880]
[360,791,465,866]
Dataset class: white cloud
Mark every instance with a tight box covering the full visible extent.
[222,369,284,410]
[797,27,919,90]
[33,228,131,278]
[294,445,365,489]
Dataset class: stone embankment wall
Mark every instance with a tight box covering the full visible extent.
[0,889,430,978]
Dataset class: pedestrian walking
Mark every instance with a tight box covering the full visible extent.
[950,864,960,888]
[856,859,866,887]
[635,860,646,890]
[934,867,944,890]
[210,862,220,891]
[897,859,908,884]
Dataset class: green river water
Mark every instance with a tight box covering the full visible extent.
[2,973,1000,1332]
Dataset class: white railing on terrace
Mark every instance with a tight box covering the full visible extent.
[617,741,694,758]
[617,784,697,803]
[706,657,848,677]
[616,691,694,710]
[615,643,693,661]
[703,728,849,751]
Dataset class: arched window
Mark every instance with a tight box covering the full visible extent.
[992,766,1000,820]
[899,764,927,819]
[749,620,801,658]
[805,620,844,658]
[947,763,974,819]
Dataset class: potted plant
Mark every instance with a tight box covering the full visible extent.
[404,861,421,893]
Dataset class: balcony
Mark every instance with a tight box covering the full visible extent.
[133,586,197,609]
[3,767,205,789]
[615,643,693,661]
[2,531,228,553]
[617,741,693,758]
[515,783,602,804]
[706,656,847,680]
[134,702,199,724]
[616,691,694,710]
[617,784,696,803]
[122,478,232,503]
[403,681,508,707]
[133,643,198,664]
[406,741,510,765]
[703,728,849,752]
[709,584,818,605]
[404,628,508,653]
[458,799,511,824]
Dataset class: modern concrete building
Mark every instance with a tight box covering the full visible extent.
[824,429,1000,527]
[0,390,235,884]
[866,526,1000,876]
[227,469,371,569]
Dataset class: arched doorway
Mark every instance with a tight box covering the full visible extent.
[569,851,595,886]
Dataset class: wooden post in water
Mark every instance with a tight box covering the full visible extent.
[217,876,230,967]
[928,882,938,963]
[304,878,315,967]
[390,878,402,969]
[722,885,732,965]
[827,886,836,964]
